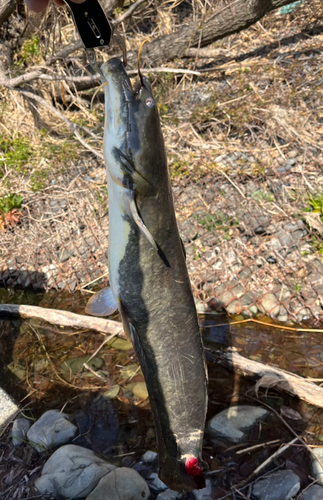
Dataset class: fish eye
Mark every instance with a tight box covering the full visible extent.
[145,97,154,108]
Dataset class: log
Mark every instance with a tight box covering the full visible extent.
[127,0,306,66]
[0,304,124,337]
[208,347,323,409]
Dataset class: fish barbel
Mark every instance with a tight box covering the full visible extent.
[86,58,208,492]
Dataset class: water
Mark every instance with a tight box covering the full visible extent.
[1,287,323,495]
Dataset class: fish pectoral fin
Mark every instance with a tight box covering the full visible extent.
[118,300,132,341]
[85,287,119,317]
[112,147,154,196]
[127,194,158,251]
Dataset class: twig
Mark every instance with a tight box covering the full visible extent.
[241,437,299,484]
[205,317,323,333]
[215,168,246,199]
[127,67,202,76]
[15,88,104,160]
[236,439,281,455]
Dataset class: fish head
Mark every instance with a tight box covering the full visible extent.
[101,57,167,189]
[159,454,206,492]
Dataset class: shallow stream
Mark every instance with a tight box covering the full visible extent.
[1,287,323,496]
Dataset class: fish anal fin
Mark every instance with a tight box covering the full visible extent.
[85,287,118,317]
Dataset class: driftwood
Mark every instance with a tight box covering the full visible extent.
[0,304,124,336]
[208,347,323,409]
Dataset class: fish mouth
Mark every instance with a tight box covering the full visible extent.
[101,57,147,102]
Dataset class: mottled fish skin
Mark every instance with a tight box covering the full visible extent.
[101,58,208,492]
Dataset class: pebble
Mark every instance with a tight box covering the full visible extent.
[157,489,179,500]
[252,470,300,500]
[27,409,77,452]
[310,447,323,484]
[148,472,168,492]
[61,355,104,373]
[35,444,116,498]
[193,479,212,500]
[260,294,280,316]
[300,484,323,499]
[11,417,31,446]
[133,382,149,400]
[207,405,269,443]
[142,450,158,463]
[0,387,20,428]
[86,468,150,500]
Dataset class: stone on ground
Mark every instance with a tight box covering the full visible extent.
[252,470,300,500]
[142,450,158,463]
[35,444,116,498]
[11,417,31,446]
[207,405,269,443]
[300,484,323,499]
[86,467,150,500]
[193,479,212,500]
[0,387,19,428]
[310,447,323,484]
[157,489,178,500]
[27,409,77,451]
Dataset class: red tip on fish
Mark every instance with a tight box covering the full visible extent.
[185,456,205,489]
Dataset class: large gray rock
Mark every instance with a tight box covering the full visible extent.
[310,447,323,485]
[252,470,300,500]
[27,409,77,451]
[86,467,150,500]
[11,417,31,446]
[207,405,269,443]
[35,444,116,498]
[300,484,323,499]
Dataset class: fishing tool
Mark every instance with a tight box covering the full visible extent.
[63,0,127,75]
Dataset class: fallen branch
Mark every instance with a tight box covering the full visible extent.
[16,88,104,160]
[207,347,323,408]
[0,304,124,337]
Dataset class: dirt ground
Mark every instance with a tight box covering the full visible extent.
[0,0,323,324]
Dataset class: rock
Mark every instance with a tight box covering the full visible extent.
[61,356,104,373]
[300,484,323,499]
[207,405,269,443]
[27,409,77,452]
[157,489,178,500]
[142,450,158,463]
[108,338,133,350]
[0,387,20,428]
[287,150,298,159]
[11,418,31,446]
[148,472,168,492]
[35,444,116,498]
[102,385,120,399]
[193,479,212,500]
[252,470,300,500]
[310,447,323,484]
[86,467,150,500]
[133,383,148,400]
[260,294,280,316]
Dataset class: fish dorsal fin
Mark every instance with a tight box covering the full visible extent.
[85,287,118,317]
[127,194,158,251]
